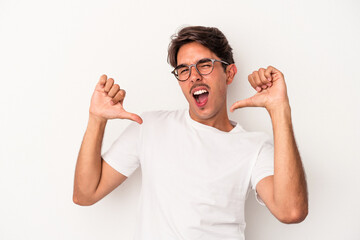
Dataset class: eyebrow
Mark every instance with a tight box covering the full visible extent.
[175,58,211,69]
[174,63,188,70]
[198,58,211,63]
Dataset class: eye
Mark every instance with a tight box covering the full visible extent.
[198,63,212,68]
[197,58,213,68]
[179,68,189,74]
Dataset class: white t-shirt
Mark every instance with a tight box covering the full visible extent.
[102,108,274,240]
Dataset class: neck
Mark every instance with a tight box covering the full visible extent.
[189,105,234,132]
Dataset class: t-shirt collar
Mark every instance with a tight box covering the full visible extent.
[184,108,243,134]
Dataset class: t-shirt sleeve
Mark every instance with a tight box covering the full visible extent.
[250,133,274,206]
[101,120,141,177]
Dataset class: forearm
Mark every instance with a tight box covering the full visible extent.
[73,114,107,203]
[268,103,308,216]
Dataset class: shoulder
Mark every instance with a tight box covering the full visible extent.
[251,131,273,150]
[235,125,273,146]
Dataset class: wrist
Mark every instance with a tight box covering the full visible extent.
[267,102,293,137]
[266,101,291,117]
[88,113,108,126]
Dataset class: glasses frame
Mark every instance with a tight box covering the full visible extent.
[171,58,229,82]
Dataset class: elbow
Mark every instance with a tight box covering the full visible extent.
[73,193,95,206]
[277,206,308,224]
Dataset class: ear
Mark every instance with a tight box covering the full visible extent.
[226,64,237,85]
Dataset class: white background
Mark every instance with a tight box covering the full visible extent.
[1,0,359,239]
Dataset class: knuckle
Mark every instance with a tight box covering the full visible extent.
[117,93,124,100]
[114,91,122,97]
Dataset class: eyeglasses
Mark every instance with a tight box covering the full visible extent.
[171,58,229,81]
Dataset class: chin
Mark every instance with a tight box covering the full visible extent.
[189,104,218,120]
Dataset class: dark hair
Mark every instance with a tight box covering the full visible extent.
[167,26,234,72]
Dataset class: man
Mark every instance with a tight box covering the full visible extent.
[73,26,308,240]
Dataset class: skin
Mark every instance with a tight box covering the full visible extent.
[73,75,141,206]
[176,42,237,132]
[74,41,308,224]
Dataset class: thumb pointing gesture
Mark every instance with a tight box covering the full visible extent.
[230,66,289,113]
[230,96,259,112]
[229,89,273,112]
[90,74,143,124]
[116,106,143,124]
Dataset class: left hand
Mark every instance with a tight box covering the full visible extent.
[230,66,289,112]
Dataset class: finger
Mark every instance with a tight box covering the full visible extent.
[230,97,255,112]
[108,84,120,98]
[111,89,126,104]
[251,71,263,92]
[119,89,126,105]
[104,78,114,93]
[258,68,270,89]
[248,74,257,90]
[98,74,107,87]
[119,111,143,124]
[265,65,279,81]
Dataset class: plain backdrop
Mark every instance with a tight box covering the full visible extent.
[1,0,359,239]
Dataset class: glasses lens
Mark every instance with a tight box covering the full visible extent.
[175,66,190,81]
[196,59,213,75]
[173,58,214,81]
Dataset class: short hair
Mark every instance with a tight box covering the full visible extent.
[167,26,235,72]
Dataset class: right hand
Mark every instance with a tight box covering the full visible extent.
[89,74,143,124]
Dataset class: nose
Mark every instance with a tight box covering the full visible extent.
[188,65,202,82]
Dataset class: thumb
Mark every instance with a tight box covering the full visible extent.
[119,110,143,124]
[230,97,255,112]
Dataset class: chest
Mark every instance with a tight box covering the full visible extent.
[139,124,257,198]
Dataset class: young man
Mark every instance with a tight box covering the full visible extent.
[73,26,308,240]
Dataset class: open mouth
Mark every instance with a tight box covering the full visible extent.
[193,89,209,107]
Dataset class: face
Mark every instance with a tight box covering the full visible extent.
[176,41,237,123]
